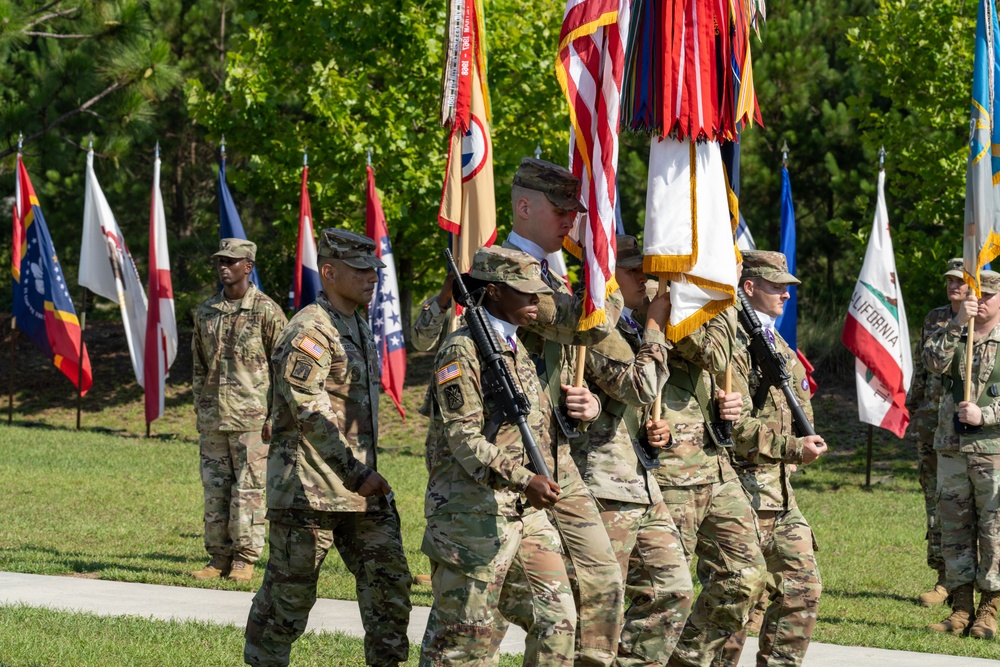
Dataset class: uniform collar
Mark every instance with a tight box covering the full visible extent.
[506,232,548,263]
[485,310,519,352]
[212,282,256,311]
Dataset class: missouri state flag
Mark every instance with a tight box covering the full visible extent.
[842,169,912,437]
[366,165,406,419]
[12,155,92,393]
[293,160,320,310]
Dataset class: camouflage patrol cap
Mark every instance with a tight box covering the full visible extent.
[512,158,587,213]
[616,235,644,268]
[213,238,256,263]
[318,228,386,269]
[741,249,800,285]
[981,270,1000,295]
[469,246,553,295]
[943,258,964,280]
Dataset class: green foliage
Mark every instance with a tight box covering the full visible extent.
[185,0,568,323]
[849,0,977,324]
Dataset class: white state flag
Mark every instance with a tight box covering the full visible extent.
[78,150,148,385]
[842,169,912,437]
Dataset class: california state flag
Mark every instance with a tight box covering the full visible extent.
[842,169,912,437]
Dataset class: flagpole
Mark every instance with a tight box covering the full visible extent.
[651,277,669,420]
[76,289,87,429]
[7,322,15,425]
[865,424,873,489]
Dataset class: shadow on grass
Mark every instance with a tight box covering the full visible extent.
[0,546,201,577]
[823,588,915,604]
[0,419,188,443]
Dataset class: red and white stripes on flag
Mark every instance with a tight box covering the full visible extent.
[842,169,912,437]
[557,0,629,329]
[144,152,178,425]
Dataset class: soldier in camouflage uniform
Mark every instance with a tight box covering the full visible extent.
[244,229,411,667]
[492,158,626,667]
[923,270,1000,640]
[191,239,287,583]
[647,302,765,667]
[574,235,694,665]
[713,251,826,667]
[419,246,576,666]
[905,258,968,606]
[411,272,456,353]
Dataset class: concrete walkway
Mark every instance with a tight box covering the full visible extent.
[0,572,995,666]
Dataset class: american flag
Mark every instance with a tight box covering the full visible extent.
[557,0,630,330]
[366,165,406,419]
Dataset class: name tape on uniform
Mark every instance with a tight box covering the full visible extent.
[436,362,462,385]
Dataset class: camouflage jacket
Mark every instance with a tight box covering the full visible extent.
[905,304,954,443]
[411,297,457,352]
[192,284,287,432]
[653,308,739,488]
[502,237,623,491]
[575,317,669,505]
[924,318,1000,453]
[424,327,545,518]
[267,292,382,513]
[730,319,814,511]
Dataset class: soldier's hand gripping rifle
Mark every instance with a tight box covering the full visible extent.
[444,249,553,479]
[736,288,816,437]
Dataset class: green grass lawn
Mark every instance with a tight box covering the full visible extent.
[2,349,1000,661]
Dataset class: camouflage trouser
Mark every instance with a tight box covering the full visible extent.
[711,507,820,667]
[661,479,766,667]
[244,505,412,667]
[597,499,693,666]
[423,511,575,666]
[938,450,1000,593]
[200,430,268,563]
[495,485,624,667]
[916,435,944,575]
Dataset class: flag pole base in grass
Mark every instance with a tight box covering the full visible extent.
[146,422,150,438]
[865,424,873,490]
[7,325,15,426]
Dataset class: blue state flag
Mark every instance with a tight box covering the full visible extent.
[218,157,262,290]
[775,165,798,350]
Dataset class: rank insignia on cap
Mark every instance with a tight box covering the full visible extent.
[436,362,462,385]
[297,336,326,360]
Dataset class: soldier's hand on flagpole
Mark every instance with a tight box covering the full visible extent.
[800,435,827,464]
[645,419,672,448]
[562,385,601,422]
[957,292,978,326]
[525,475,561,509]
[357,470,392,497]
[957,401,985,427]
[645,292,670,334]
[717,389,743,421]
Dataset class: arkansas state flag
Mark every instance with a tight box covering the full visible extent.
[366,165,406,419]
[438,0,496,273]
[293,161,320,310]
[145,151,178,424]
[12,155,92,394]
[842,169,912,437]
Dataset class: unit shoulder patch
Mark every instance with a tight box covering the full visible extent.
[444,384,464,410]
[291,359,313,382]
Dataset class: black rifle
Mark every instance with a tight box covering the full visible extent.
[736,288,816,437]
[444,249,553,479]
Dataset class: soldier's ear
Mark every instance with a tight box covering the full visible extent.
[742,278,755,297]
[485,283,502,303]
[320,261,336,284]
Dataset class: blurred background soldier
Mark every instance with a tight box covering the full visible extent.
[923,270,1000,640]
[716,250,826,667]
[574,235,694,664]
[244,229,412,667]
[906,258,968,606]
[191,238,286,583]
[419,246,573,666]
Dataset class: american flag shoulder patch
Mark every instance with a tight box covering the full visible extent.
[296,335,326,360]
[436,362,462,385]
